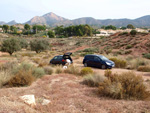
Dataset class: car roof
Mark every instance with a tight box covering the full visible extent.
[85,54,103,57]
[55,55,63,57]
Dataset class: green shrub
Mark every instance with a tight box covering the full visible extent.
[130,30,137,35]
[126,45,132,49]
[4,69,35,87]
[99,71,150,100]
[32,67,45,78]
[1,38,21,55]
[109,58,127,68]
[83,48,98,53]
[30,39,50,53]
[17,38,28,49]
[12,62,33,74]
[80,52,94,57]
[43,66,53,75]
[64,65,80,75]
[137,66,150,72]
[143,53,150,59]
[119,32,128,35]
[80,67,93,76]
[83,73,106,87]
[48,30,55,38]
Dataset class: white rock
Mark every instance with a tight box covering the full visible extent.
[20,95,36,106]
[42,99,51,105]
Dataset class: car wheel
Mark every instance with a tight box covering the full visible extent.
[101,65,106,69]
[84,63,87,67]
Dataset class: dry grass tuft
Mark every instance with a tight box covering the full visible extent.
[80,67,93,76]
[82,73,106,87]
[137,66,150,72]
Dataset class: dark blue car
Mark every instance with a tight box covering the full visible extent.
[83,54,115,69]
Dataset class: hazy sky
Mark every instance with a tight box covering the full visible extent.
[0,0,150,23]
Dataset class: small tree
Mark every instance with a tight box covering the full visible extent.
[127,24,135,29]
[2,25,9,33]
[130,30,137,35]
[1,38,21,55]
[48,30,55,38]
[30,39,50,53]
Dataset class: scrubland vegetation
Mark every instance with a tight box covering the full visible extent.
[0,23,150,112]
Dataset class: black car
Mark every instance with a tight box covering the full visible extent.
[83,54,115,69]
[50,52,73,65]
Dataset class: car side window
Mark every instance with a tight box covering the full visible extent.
[53,56,58,59]
[86,56,94,59]
[94,56,101,61]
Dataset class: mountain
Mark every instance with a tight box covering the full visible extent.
[0,21,6,25]
[26,12,69,25]
[1,12,150,27]
[7,20,17,25]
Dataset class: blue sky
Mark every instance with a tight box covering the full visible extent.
[0,0,150,23]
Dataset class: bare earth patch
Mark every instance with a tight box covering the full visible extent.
[0,74,150,113]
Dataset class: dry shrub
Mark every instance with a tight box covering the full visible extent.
[82,73,106,87]
[0,70,13,87]
[0,61,18,71]
[64,65,80,75]
[127,58,148,69]
[21,52,35,57]
[32,58,41,64]
[43,66,53,75]
[109,57,127,68]
[80,67,93,76]
[32,67,45,78]
[99,71,150,100]
[38,60,48,67]
[4,69,35,87]
[55,66,63,74]
[137,66,150,72]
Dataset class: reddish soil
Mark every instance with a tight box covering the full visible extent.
[0,74,150,113]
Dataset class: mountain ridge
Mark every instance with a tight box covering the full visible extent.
[0,12,150,27]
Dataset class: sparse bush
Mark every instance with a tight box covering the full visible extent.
[137,66,150,72]
[127,58,148,69]
[83,73,106,87]
[4,69,35,87]
[119,32,128,35]
[109,58,127,68]
[80,67,93,76]
[30,39,50,53]
[1,38,21,55]
[143,53,150,59]
[64,65,80,75]
[83,48,99,53]
[99,71,150,100]
[0,70,13,87]
[126,45,132,49]
[32,67,45,78]
[55,66,63,74]
[44,66,53,75]
[12,62,33,74]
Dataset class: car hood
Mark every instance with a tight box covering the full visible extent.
[105,59,114,64]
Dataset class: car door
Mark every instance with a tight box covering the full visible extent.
[93,56,102,68]
[86,56,95,67]
[52,56,59,64]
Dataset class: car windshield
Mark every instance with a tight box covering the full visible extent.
[99,56,108,61]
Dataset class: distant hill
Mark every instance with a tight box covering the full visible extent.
[0,20,17,25]
[0,12,150,27]
[26,13,150,27]
[26,12,69,25]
